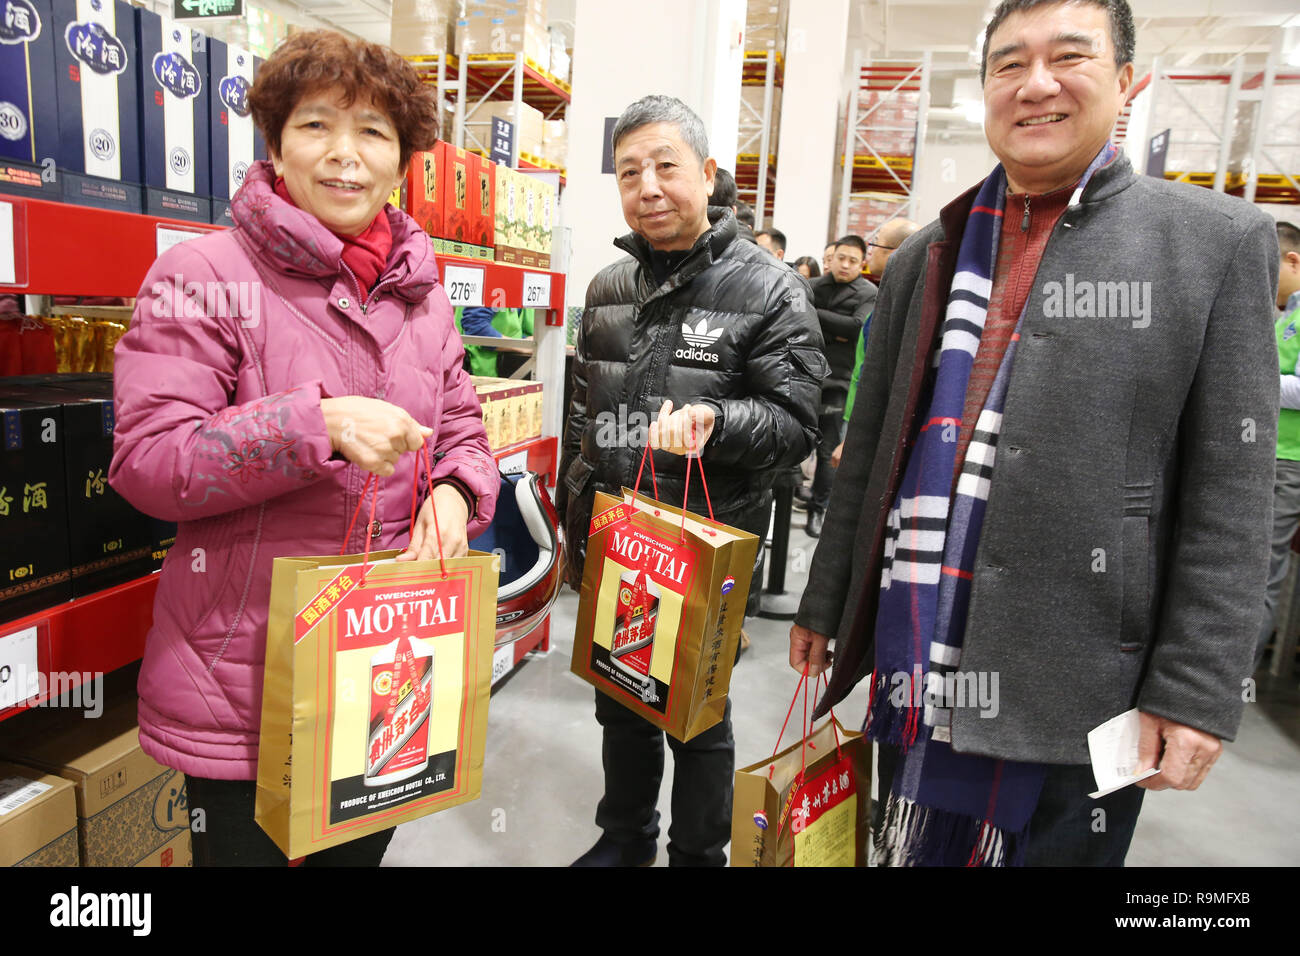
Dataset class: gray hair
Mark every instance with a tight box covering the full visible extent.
[611,95,709,164]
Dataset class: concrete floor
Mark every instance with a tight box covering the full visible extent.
[383,511,1300,867]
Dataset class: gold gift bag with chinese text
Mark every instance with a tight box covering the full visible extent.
[570,488,759,742]
[731,717,871,867]
[256,548,498,859]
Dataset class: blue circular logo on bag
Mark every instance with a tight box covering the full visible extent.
[753,811,768,830]
[721,575,735,594]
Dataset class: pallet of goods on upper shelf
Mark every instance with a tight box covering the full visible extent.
[0,0,266,226]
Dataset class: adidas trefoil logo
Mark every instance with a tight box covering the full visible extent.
[677,319,723,363]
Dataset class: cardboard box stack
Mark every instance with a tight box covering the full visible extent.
[541,119,567,169]
[471,376,543,451]
[0,696,192,866]
[468,100,545,162]
[739,85,781,156]
[390,0,457,56]
[547,26,570,83]
[456,0,550,70]
[745,0,789,53]
[0,763,80,867]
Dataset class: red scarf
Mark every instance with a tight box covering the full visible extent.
[274,176,393,292]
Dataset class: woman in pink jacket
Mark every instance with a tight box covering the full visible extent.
[109,31,498,866]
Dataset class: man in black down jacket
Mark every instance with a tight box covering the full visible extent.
[806,236,877,537]
[558,95,826,867]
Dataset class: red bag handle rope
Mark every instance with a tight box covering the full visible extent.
[767,664,844,782]
[342,440,449,585]
[627,419,718,542]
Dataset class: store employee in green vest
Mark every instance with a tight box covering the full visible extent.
[1256,219,1300,667]
[455,306,535,377]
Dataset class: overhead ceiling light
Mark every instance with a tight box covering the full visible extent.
[959,99,986,124]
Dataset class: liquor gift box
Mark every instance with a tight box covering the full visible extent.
[405,147,443,239]
[436,140,476,255]
[0,378,154,598]
[208,38,264,226]
[0,395,71,624]
[0,0,63,200]
[0,762,80,866]
[493,162,522,265]
[136,8,210,223]
[472,150,495,258]
[52,0,143,212]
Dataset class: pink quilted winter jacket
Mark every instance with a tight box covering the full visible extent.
[110,160,498,780]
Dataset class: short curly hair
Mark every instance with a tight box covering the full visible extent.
[248,30,438,171]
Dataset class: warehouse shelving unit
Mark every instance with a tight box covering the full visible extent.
[836,53,931,239]
[434,52,571,178]
[0,195,569,715]
[736,50,783,225]
[1140,54,1300,204]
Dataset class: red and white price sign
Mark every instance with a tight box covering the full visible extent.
[156,224,206,258]
[0,201,16,286]
[0,626,39,711]
[521,271,551,308]
[444,263,485,307]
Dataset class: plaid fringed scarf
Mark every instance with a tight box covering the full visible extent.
[865,144,1118,867]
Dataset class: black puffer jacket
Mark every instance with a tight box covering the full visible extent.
[557,209,827,588]
[812,274,877,391]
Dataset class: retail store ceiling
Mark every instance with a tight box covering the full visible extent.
[292,0,392,44]
[847,0,1299,77]
[847,0,1298,139]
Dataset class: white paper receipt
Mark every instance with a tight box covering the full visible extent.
[1087,708,1161,798]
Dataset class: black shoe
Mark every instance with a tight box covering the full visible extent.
[806,510,824,538]
[792,496,809,513]
[794,485,813,503]
[571,834,657,867]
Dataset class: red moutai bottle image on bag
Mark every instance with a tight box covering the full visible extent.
[365,623,435,787]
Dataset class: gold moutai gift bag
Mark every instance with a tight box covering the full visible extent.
[256,459,498,859]
[731,671,871,867]
[571,451,760,741]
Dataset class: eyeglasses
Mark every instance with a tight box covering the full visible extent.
[867,242,897,251]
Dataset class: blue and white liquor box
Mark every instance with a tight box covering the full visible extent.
[52,0,142,212]
[136,8,209,223]
[0,0,61,200]
[208,38,263,226]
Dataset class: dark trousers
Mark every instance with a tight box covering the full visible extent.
[875,743,1145,866]
[811,393,847,511]
[1256,458,1300,667]
[593,690,734,866]
[187,776,395,867]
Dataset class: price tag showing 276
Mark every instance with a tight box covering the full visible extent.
[443,264,485,308]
